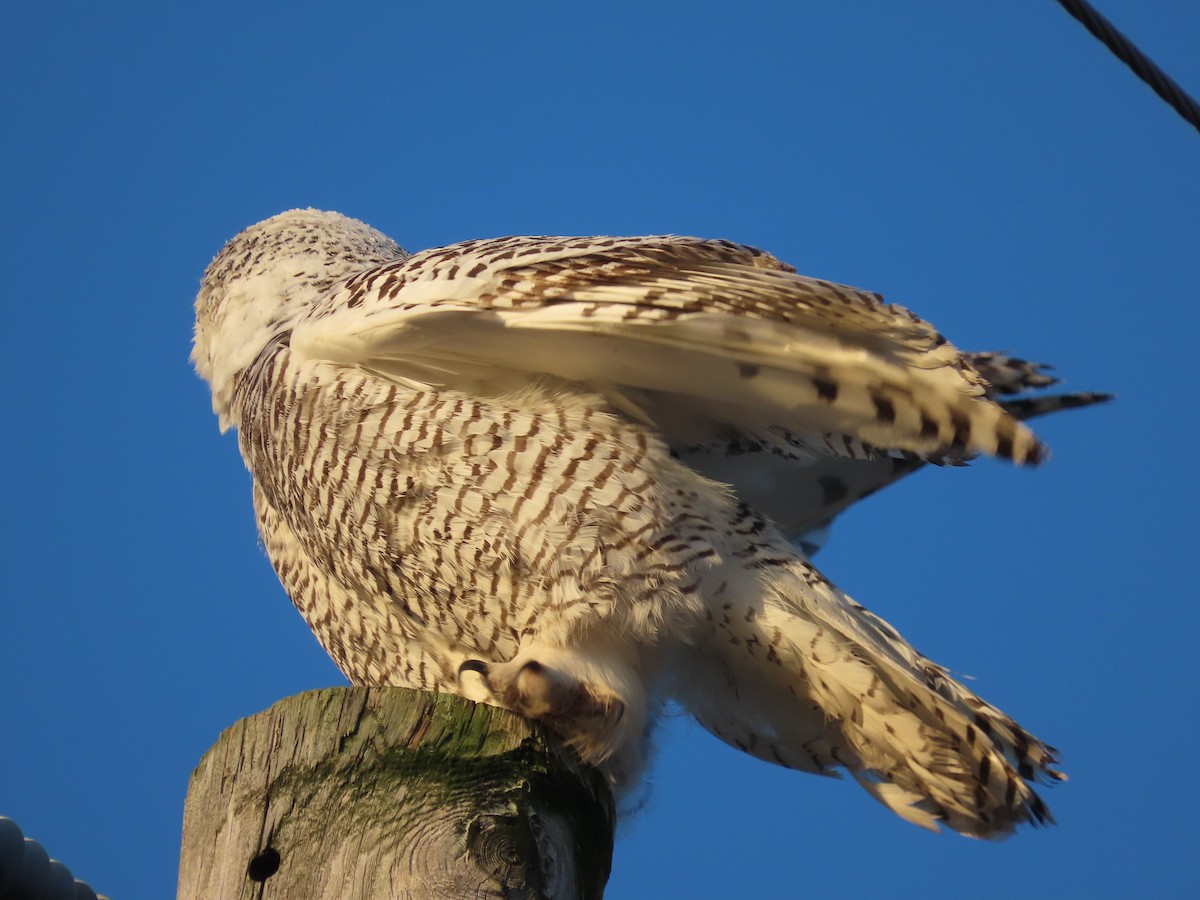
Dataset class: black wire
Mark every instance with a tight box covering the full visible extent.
[1054,0,1200,135]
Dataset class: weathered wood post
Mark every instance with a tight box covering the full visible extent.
[178,687,614,899]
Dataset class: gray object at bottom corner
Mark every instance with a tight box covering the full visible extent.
[0,816,110,900]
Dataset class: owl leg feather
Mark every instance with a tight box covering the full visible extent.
[484,658,626,732]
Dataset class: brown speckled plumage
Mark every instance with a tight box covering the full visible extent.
[194,209,1107,836]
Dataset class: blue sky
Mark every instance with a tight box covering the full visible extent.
[2,2,1196,896]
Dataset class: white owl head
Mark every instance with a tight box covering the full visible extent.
[192,209,404,428]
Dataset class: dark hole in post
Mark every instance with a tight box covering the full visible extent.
[247,846,281,882]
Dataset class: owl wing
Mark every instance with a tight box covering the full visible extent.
[678,380,1113,553]
[292,235,1045,477]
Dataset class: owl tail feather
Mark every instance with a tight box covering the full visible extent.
[673,561,1062,838]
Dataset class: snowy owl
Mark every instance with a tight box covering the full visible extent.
[193,209,1107,837]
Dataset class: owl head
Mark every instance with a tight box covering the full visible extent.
[192,209,405,428]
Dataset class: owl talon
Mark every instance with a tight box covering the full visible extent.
[457,658,496,703]
[458,659,490,678]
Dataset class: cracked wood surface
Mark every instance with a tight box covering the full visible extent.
[177,687,614,899]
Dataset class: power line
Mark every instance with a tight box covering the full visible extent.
[1054,0,1200,135]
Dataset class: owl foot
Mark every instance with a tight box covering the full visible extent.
[459,656,626,764]
[505,660,625,726]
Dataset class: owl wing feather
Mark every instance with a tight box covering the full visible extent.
[680,387,1113,552]
[292,234,1044,470]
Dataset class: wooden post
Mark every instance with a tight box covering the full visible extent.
[178,687,614,899]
